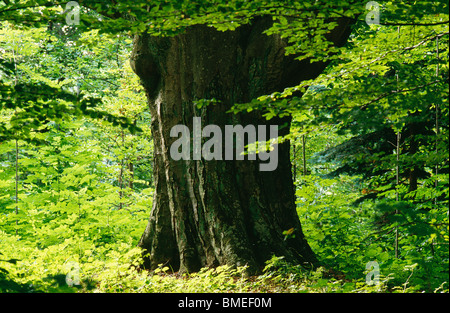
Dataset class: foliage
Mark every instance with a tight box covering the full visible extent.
[1,0,449,294]
[0,20,139,143]
[296,173,448,292]
[1,19,153,292]
[235,0,449,293]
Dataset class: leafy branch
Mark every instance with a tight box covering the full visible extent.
[335,31,449,80]
[380,21,449,26]
[360,79,445,110]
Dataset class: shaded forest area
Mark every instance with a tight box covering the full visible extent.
[0,0,449,293]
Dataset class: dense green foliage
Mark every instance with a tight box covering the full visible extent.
[1,0,449,293]
[0,19,154,292]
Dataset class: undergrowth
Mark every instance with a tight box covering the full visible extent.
[1,173,448,293]
[1,238,447,293]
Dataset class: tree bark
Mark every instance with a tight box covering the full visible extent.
[130,17,351,273]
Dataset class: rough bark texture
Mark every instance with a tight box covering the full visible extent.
[130,17,351,273]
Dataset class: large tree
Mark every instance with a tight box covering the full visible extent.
[127,7,353,273]
[0,0,359,273]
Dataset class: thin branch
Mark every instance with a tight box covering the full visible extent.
[0,1,68,14]
[403,31,449,52]
[381,21,449,26]
[335,31,449,80]
[0,1,122,20]
[360,79,444,110]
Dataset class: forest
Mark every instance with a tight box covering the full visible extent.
[0,0,448,295]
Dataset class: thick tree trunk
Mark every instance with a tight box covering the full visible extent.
[130,17,351,273]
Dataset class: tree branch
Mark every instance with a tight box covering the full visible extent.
[0,1,67,14]
[335,31,449,80]
[380,21,449,26]
[360,79,444,110]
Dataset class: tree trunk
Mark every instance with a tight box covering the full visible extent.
[130,17,351,273]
